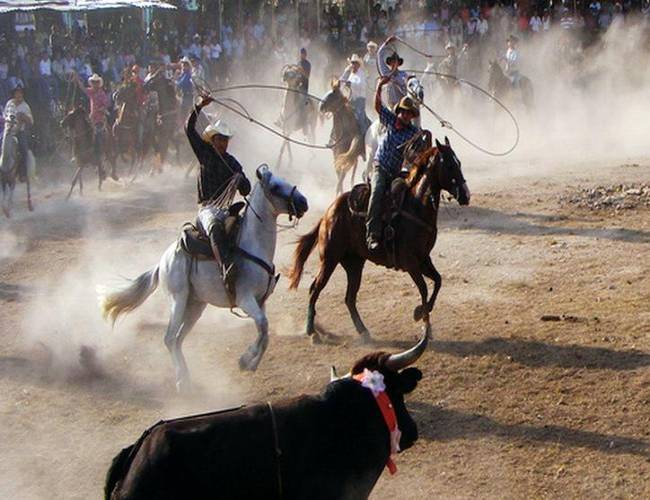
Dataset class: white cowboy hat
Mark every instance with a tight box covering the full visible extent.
[202,120,234,142]
[180,56,191,64]
[348,53,362,65]
[88,73,103,85]
[367,41,378,49]
[445,42,456,51]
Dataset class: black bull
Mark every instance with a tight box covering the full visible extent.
[105,336,427,500]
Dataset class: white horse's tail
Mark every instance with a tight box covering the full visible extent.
[97,267,159,326]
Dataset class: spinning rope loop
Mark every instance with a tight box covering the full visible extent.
[192,78,343,151]
[378,37,520,157]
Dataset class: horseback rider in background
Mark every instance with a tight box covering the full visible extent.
[377,35,408,109]
[504,35,521,87]
[366,75,420,251]
[339,53,370,134]
[3,81,33,181]
[186,94,251,290]
[73,72,111,179]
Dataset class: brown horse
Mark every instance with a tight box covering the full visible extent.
[488,60,534,113]
[61,106,116,199]
[142,73,180,174]
[319,80,365,195]
[288,136,470,342]
[112,80,141,175]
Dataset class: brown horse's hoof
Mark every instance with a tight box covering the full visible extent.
[413,305,425,322]
[310,332,322,345]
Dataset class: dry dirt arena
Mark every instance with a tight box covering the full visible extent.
[1,156,649,499]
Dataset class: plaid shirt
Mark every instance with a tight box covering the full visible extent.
[374,105,419,176]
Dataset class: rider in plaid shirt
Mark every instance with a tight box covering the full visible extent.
[366,75,419,251]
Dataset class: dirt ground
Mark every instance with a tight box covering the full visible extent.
[1,155,649,499]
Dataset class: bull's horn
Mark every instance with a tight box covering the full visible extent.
[384,327,429,371]
[330,366,338,382]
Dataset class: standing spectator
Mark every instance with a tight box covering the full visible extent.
[530,13,543,33]
[175,56,194,117]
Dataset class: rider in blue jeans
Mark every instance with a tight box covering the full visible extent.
[366,75,419,251]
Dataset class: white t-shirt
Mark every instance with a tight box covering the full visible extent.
[340,67,367,101]
[39,58,52,76]
[210,43,222,60]
[529,16,542,32]
[4,99,33,130]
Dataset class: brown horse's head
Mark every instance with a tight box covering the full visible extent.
[487,60,505,93]
[60,105,89,131]
[433,136,470,206]
[319,79,349,114]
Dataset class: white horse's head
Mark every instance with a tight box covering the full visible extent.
[406,76,424,104]
[256,165,309,219]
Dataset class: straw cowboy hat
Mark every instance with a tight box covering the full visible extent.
[394,96,419,117]
[348,53,362,65]
[202,120,234,142]
[88,73,103,86]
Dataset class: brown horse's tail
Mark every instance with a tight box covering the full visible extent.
[288,220,321,290]
[334,135,362,173]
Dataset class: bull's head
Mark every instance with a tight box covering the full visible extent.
[330,332,427,452]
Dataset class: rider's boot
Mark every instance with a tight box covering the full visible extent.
[208,224,236,304]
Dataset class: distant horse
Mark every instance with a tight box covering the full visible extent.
[364,76,425,180]
[276,65,317,168]
[98,166,309,391]
[61,106,115,199]
[143,73,180,174]
[319,79,365,195]
[112,81,141,175]
[488,60,534,113]
[289,136,470,343]
[0,115,33,217]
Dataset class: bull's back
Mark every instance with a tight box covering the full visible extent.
[110,404,281,500]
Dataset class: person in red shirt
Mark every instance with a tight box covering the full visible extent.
[74,72,110,177]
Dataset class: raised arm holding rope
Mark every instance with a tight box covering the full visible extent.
[377,35,408,109]
[187,94,251,287]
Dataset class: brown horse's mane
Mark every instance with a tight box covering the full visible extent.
[406,147,438,191]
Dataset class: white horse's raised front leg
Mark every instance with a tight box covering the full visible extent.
[238,297,269,372]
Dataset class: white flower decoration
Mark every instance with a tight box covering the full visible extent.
[360,368,386,396]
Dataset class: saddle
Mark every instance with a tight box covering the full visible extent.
[179,202,245,261]
[348,178,409,219]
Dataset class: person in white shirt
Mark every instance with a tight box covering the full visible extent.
[504,35,520,86]
[39,52,52,77]
[339,53,370,133]
[478,14,489,37]
[3,82,33,180]
[529,14,543,33]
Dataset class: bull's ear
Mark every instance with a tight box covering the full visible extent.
[398,367,423,394]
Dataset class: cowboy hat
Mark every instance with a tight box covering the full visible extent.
[180,56,191,64]
[88,73,103,85]
[445,42,456,51]
[385,51,404,66]
[394,96,419,117]
[367,41,378,49]
[202,120,234,142]
[348,53,362,65]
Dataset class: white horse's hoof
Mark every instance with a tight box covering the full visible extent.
[175,379,193,394]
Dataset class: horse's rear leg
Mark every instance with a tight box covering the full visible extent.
[341,256,370,342]
[25,175,33,212]
[306,259,338,343]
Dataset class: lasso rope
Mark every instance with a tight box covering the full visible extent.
[404,68,520,157]
[375,37,520,157]
[192,78,341,150]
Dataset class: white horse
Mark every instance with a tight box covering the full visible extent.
[363,76,425,181]
[98,166,309,392]
[1,114,33,217]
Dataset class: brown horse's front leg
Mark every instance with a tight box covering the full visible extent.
[408,269,430,330]
[420,257,442,316]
